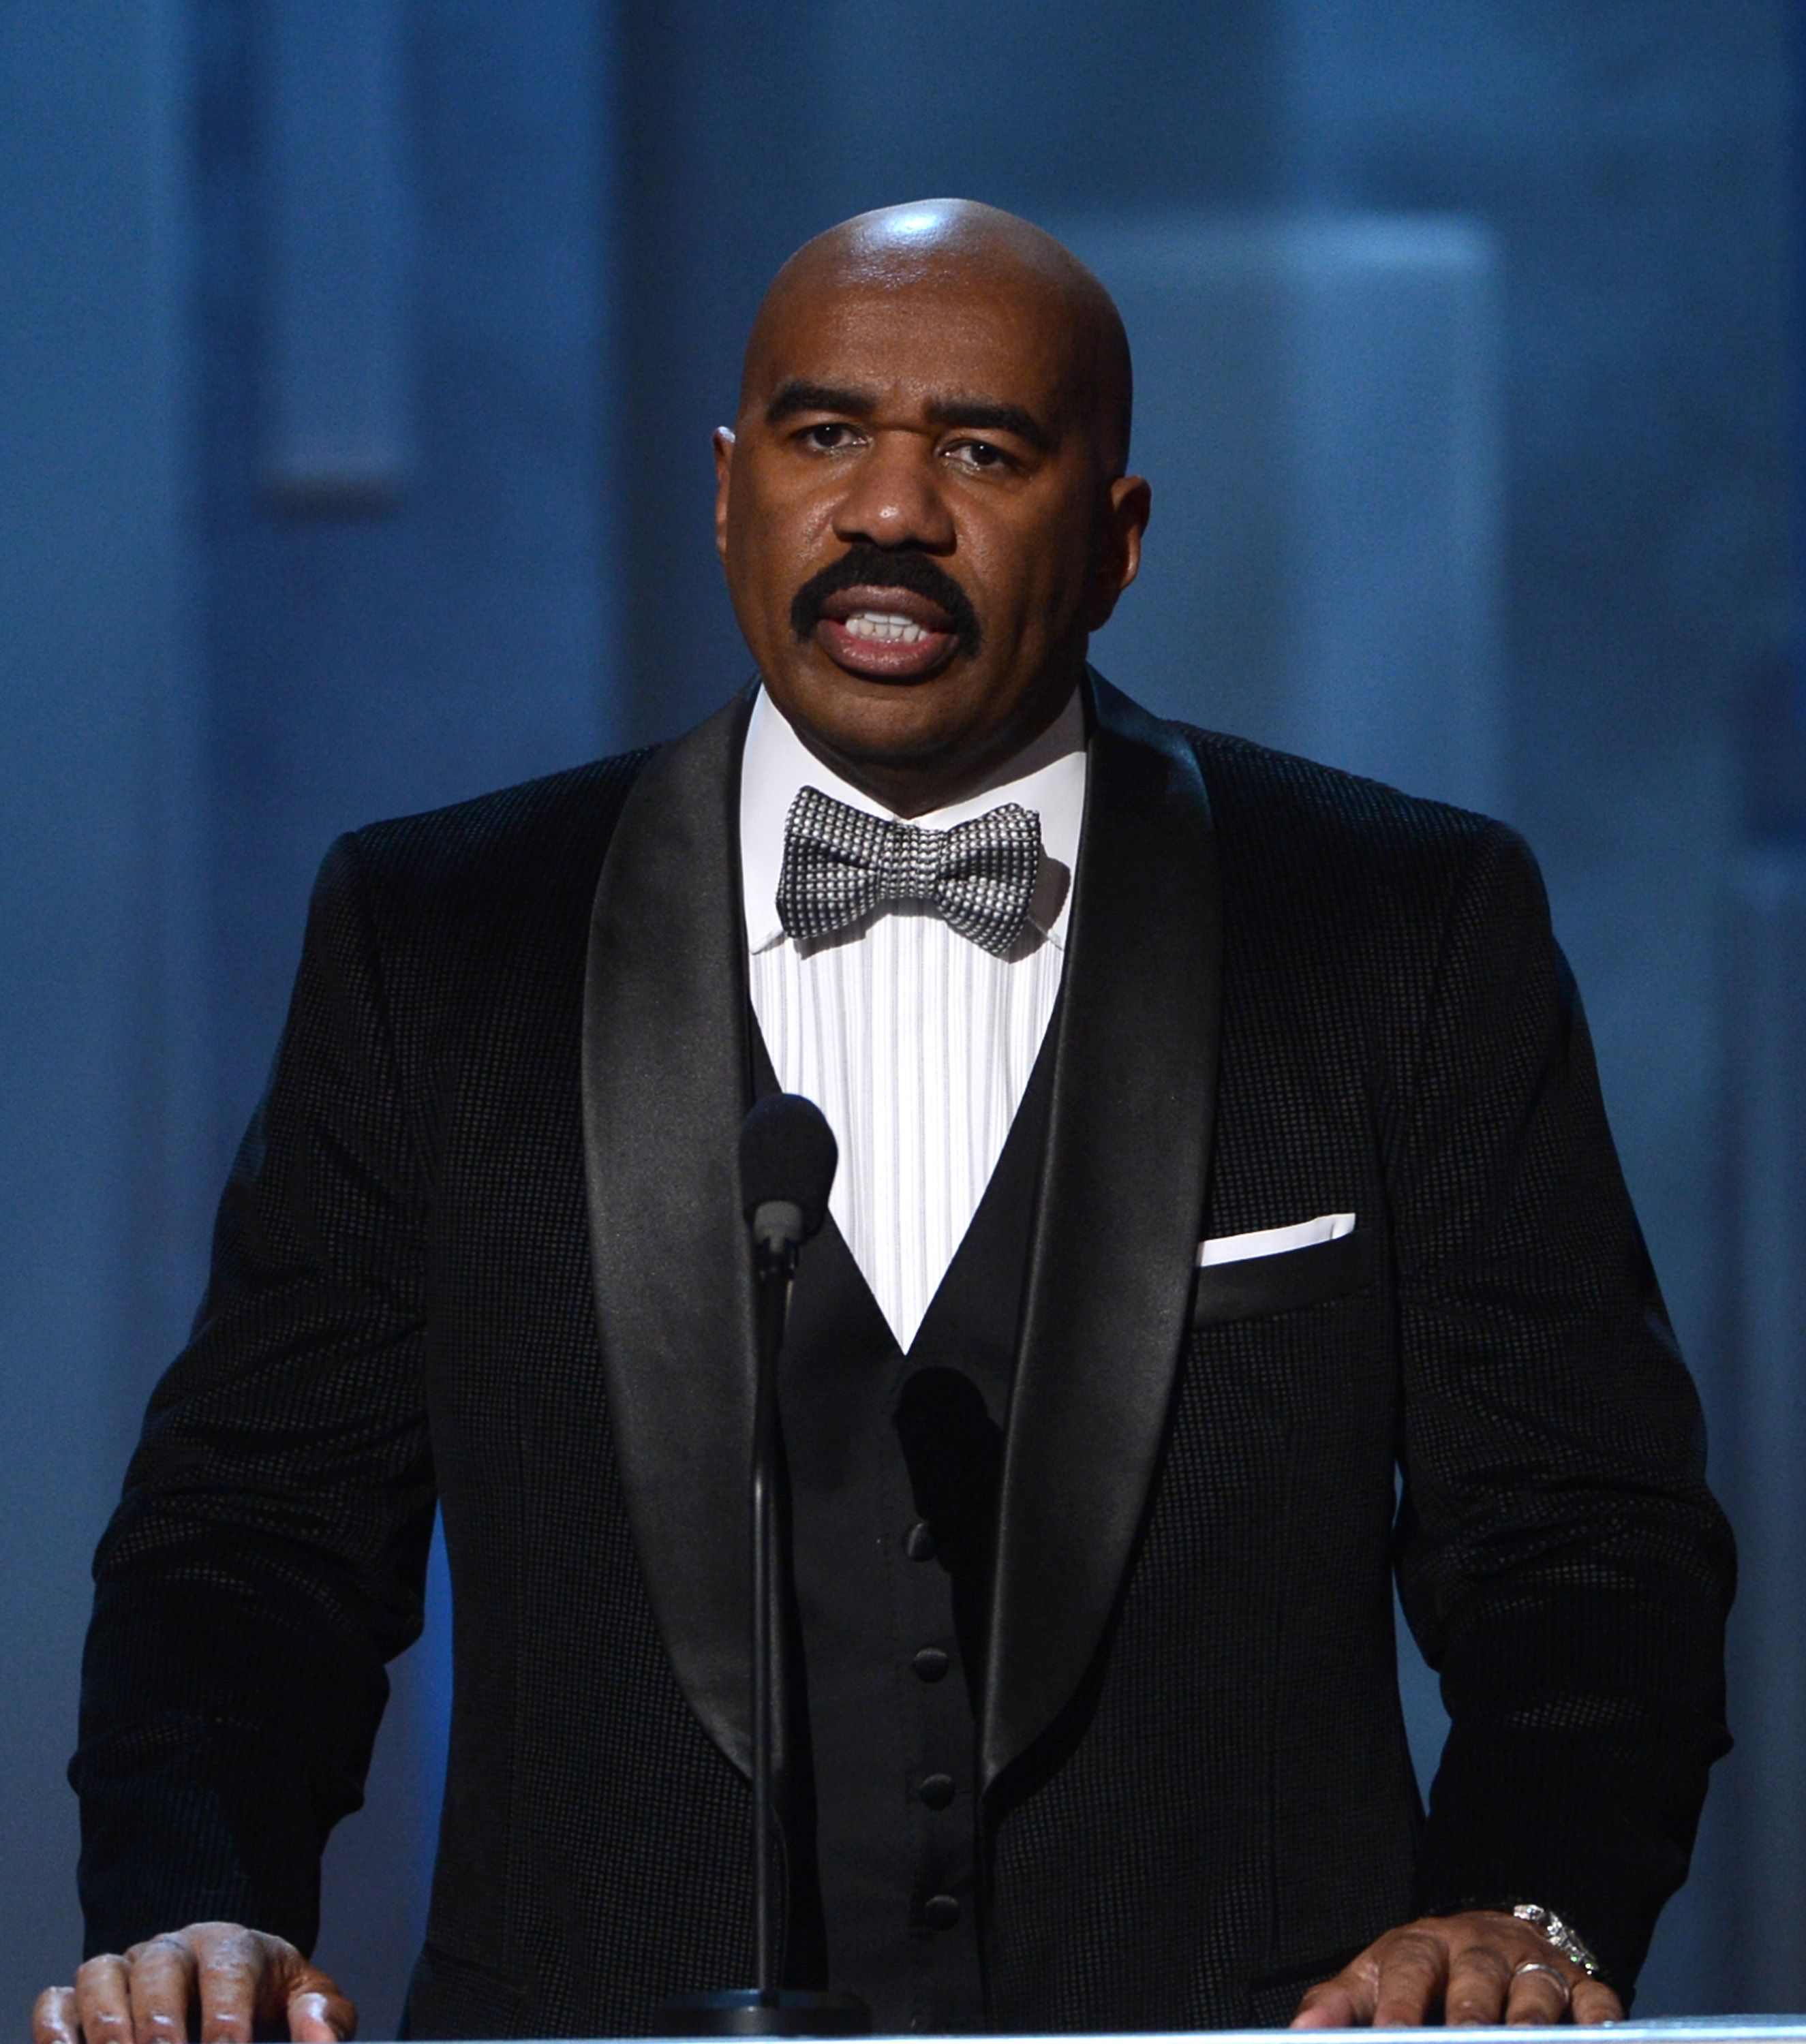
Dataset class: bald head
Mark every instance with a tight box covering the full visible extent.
[743,200,1133,474]
[715,197,1150,815]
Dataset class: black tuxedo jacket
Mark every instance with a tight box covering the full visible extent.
[74,679,1733,2034]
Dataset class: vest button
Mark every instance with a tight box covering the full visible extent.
[923,1894,961,1931]
[912,1646,950,1683]
[904,1519,937,1562]
[918,1773,955,1810]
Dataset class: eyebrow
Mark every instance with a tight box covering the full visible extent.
[925,397,1055,454]
[764,380,875,424]
[763,379,1056,454]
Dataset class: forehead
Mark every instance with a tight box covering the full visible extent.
[744,268,1079,418]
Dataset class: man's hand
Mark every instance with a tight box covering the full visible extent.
[1291,1910,1625,2028]
[33,1923,355,2044]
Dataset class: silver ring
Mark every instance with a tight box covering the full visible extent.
[1513,1961,1572,1999]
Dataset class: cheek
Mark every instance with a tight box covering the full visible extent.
[726,529,794,632]
[733,488,837,607]
[958,493,1099,629]
[976,537,1090,647]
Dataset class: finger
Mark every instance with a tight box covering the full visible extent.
[286,1974,357,2043]
[1371,1932,1451,2027]
[33,1987,81,2044]
[75,1956,137,2044]
[1443,1942,1514,2026]
[189,1932,263,2044]
[1572,1976,1626,2027]
[1504,1961,1572,2027]
[1290,1979,1366,2029]
[128,1937,198,2044]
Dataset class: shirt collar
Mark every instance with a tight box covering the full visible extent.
[739,683,1089,954]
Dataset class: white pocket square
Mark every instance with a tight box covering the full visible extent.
[1196,1212,1356,1268]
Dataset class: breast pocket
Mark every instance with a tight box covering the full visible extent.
[1190,1225,1381,1329]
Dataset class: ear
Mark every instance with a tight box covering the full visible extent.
[713,427,737,565]
[1083,473,1152,632]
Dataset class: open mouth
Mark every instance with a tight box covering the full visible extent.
[790,548,981,683]
[814,586,960,679]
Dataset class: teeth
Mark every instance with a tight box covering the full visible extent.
[844,611,929,645]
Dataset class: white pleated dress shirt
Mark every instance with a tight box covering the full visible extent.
[740,686,1088,1351]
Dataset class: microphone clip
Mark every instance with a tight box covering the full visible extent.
[749,1198,808,1268]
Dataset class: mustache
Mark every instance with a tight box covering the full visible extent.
[789,545,983,657]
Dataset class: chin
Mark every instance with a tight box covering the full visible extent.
[792,662,962,722]
[824,706,959,762]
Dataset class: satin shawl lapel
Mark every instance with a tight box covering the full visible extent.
[581,692,756,1776]
[981,675,1223,1791]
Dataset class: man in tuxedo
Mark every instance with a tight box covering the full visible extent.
[38,200,1731,2041]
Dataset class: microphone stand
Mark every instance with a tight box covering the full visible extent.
[748,1215,792,2009]
[657,1194,870,2040]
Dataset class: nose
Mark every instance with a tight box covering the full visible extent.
[830,432,955,553]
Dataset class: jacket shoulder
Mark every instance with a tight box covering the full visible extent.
[339,749,654,912]
[1169,722,1550,1015]
[295,749,656,1062]
[290,751,658,1133]
[1178,722,1516,877]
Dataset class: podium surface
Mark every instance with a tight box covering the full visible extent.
[401,2026,1806,2044]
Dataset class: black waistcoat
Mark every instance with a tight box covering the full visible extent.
[752,1018,1058,2034]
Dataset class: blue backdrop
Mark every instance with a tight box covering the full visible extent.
[1,1,1800,2028]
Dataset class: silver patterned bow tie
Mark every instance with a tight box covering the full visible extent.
[775,785,1043,957]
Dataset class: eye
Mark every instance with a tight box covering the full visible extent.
[798,421,863,451]
[944,437,1014,472]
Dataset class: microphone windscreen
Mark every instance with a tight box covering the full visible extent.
[738,1094,838,1243]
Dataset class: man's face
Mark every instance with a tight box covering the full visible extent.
[715,266,1148,808]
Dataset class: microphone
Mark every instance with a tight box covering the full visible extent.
[657,1096,868,2039]
[739,1094,837,1261]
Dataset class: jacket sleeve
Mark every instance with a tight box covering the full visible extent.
[71,834,435,1958]
[1387,821,1734,1993]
